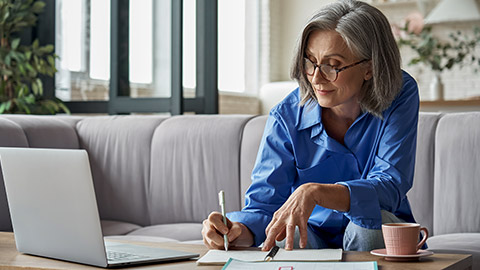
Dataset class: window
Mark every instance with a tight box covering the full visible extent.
[54,0,257,114]
[56,0,157,101]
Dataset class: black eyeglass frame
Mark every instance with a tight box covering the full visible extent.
[304,58,370,82]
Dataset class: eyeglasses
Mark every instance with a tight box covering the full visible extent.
[304,58,369,82]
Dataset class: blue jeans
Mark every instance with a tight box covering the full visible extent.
[276,210,405,251]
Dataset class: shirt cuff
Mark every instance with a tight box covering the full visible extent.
[336,180,382,229]
[226,210,272,247]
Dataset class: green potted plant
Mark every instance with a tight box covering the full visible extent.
[0,0,69,114]
[393,12,480,100]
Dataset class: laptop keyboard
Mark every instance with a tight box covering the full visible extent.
[107,250,150,262]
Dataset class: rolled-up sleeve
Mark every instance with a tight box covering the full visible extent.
[227,111,296,247]
[337,76,419,229]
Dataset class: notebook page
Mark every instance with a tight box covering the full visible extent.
[196,248,342,265]
[273,248,342,261]
[197,250,267,265]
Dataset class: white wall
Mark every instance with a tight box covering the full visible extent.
[269,0,334,82]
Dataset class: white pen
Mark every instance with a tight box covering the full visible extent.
[218,190,229,251]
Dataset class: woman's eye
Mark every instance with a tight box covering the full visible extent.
[328,61,341,67]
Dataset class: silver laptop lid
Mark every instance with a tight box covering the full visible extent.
[0,147,108,267]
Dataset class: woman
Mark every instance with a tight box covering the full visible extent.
[202,0,419,252]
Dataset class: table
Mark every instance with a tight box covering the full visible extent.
[0,232,472,269]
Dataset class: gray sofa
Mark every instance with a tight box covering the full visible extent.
[0,112,479,267]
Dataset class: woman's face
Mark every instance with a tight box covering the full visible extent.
[305,30,371,113]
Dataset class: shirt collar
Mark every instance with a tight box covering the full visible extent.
[297,101,322,131]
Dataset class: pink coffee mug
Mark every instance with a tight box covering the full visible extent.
[382,223,428,255]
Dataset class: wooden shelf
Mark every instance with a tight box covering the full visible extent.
[420,99,480,107]
[420,99,480,112]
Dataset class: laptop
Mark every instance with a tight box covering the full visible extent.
[0,147,199,268]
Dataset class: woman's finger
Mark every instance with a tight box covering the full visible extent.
[208,211,229,234]
[285,223,296,250]
[227,222,243,242]
[263,221,284,251]
[275,227,286,242]
[298,221,308,249]
[205,223,226,248]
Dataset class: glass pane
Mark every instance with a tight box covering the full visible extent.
[218,0,245,92]
[90,0,110,81]
[130,0,152,84]
[183,0,196,97]
[55,0,110,102]
[131,0,173,98]
[60,0,83,72]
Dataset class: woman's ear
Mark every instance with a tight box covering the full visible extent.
[364,61,373,81]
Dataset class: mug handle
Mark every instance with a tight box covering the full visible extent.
[416,227,429,251]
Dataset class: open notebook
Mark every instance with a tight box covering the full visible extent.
[197,248,342,266]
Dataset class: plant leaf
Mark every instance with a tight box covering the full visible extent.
[5,53,11,66]
[5,100,12,111]
[11,38,20,50]
[32,39,39,49]
[35,78,43,95]
[0,102,6,114]
[31,1,46,13]
[57,101,70,114]
[31,80,39,95]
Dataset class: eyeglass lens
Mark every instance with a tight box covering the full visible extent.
[304,60,336,81]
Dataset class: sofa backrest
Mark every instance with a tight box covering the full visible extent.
[239,115,268,207]
[433,112,480,235]
[0,118,29,231]
[149,115,254,224]
[1,112,478,237]
[76,115,168,226]
[0,114,254,229]
[407,112,442,235]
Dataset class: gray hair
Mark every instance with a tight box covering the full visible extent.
[290,0,402,118]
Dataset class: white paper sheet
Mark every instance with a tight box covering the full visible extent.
[196,248,343,265]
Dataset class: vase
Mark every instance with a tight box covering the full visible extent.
[430,72,444,101]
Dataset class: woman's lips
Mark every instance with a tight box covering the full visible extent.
[316,89,334,95]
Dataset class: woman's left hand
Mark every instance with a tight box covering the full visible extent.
[262,183,320,251]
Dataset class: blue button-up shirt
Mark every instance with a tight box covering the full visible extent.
[228,71,420,247]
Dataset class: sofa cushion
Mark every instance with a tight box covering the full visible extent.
[1,115,80,149]
[427,233,480,269]
[0,118,29,147]
[149,115,254,225]
[0,117,29,232]
[239,115,268,208]
[105,235,179,243]
[433,112,480,236]
[76,115,168,226]
[100,220,142,236]
[127,223,203,242]
[407,112,442,235]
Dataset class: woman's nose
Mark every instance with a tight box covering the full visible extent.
[311,67,329,85]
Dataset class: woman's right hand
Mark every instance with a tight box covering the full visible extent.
[202,211,254,249]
